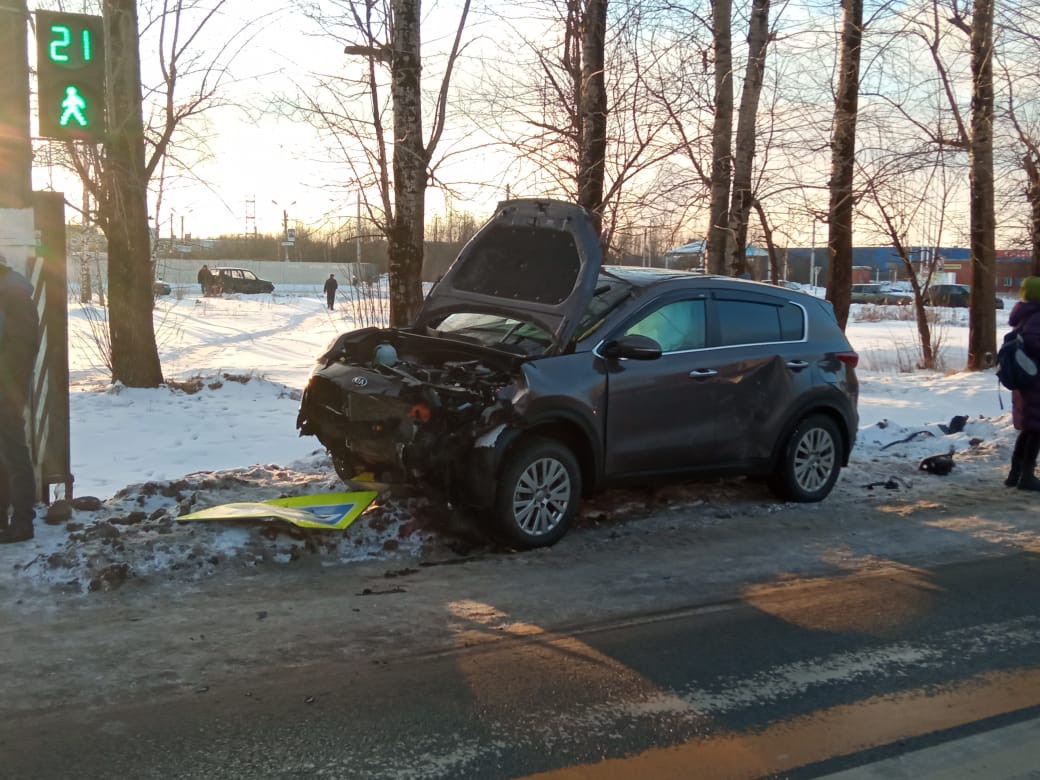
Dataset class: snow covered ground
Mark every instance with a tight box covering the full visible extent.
[0,283,1022,595]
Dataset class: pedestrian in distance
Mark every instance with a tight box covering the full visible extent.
[0,256,41,543]
[197,264,213,296]
[1006,276,1040,490]
[324,273,339,311]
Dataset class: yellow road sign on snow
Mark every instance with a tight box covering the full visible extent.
[178,491,380,530]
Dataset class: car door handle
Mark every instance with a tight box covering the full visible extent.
[689,369,718,379]
[785,360,810,371]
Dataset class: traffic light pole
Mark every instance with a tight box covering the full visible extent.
[0,2,74,503]
[0,0,36,275]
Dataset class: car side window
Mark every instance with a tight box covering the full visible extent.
[779,301,804,341]
[716,298,803,346]
[624,299,706,352]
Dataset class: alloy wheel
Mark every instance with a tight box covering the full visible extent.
[512,457,572,537]
[792,427,837,493]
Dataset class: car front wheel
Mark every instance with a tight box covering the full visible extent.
[332,452,356,484]
[769,414,842,502]
[493,437,581,549]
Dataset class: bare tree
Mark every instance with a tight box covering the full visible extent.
[859,152,953,369]
[826,0,864,330]
[966,0,997,370]
[100,0,163,387]
[889,0,995,368]
[56,0,261,385]
[577,0,609,233]
[706,0,733,274]
[292,0,470,326]
[725,0,770,277]
[999,13,1040,274]
[751,197,781,282]
[387,0,426,325]
[465,0,695,253]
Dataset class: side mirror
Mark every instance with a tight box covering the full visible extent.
[601,334,662,361]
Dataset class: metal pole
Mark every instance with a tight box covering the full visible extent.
[356,191,361,265]
[0,0,31,209]
[810,219,817,289]
[0,0,35,278]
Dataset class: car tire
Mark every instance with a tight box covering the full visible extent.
[492,436,581,549]
[769,414,842,502]
[332,452,356,484]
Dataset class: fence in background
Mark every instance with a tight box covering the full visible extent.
[69,257,381,295]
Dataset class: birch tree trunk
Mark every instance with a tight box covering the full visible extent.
[726,0,770,278]
[826,0,863,331]
[388,0,427,327]
[707,0,733,276]
[577,0,609,236]
[966,0,996,370]
[103,0,163,386]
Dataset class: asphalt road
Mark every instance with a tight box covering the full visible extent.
[4,554,1039,779]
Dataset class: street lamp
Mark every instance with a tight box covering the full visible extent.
[810,219,817,290]
[808,212,825,290]
[272,199,296,261]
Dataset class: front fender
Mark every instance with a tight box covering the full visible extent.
[465,424,525,508]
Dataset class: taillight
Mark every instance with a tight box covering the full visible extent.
[836,351,859,369]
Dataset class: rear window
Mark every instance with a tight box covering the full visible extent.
[451,225,581,305]
[717,299,804,346]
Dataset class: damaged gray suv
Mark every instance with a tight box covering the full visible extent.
[297,199,859,548]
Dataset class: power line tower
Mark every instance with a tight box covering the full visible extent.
[245,196,256,237]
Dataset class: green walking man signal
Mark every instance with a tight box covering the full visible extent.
[35,11,106,141]
[60,86,89,127]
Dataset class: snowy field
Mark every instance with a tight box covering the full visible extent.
[0,282,1023,595]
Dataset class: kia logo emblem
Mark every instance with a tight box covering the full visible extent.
[352,376,368,387]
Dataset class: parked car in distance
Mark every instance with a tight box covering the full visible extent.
[880,281,913,294]
[152,280,172,296]
[851,283,911,305]
[297,199,860,549]
[924,283,1004,310]
[211,267,275,294]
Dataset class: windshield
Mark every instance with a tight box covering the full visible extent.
[433,312,553,355]
[431,273,632,355]
[573,274,633,341]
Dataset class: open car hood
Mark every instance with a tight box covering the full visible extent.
[415,199,604,355]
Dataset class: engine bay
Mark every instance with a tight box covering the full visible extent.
[297,327,527,490]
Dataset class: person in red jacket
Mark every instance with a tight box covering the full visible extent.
[0,257,40,543]
[1006,276,1040,490]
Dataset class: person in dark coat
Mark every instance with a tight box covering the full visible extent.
[0,258,41,543]
[323,273,339,310]
[197,264,213,295]
[1006,276,1040,490]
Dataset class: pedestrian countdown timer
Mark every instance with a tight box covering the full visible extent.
[35,11,106,141]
